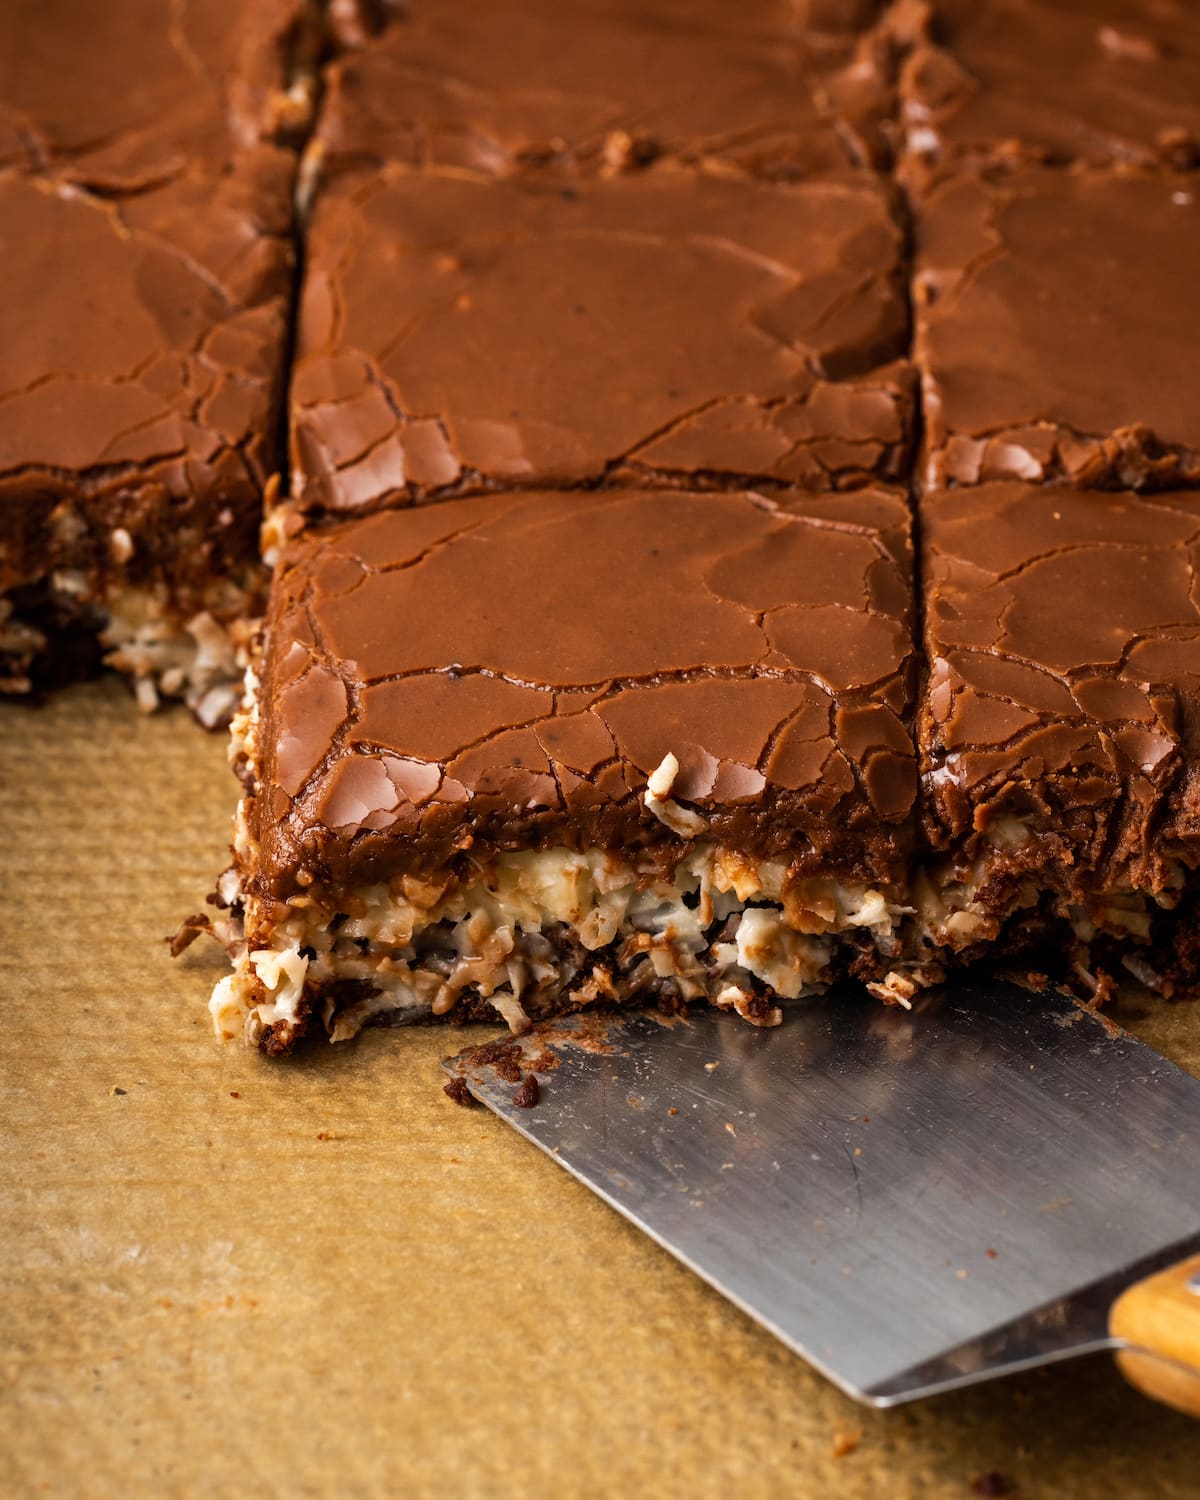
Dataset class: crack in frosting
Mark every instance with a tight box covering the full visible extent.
[913,167,1200,492]
[290,163,913,514]
[918,482,1200,993]
[246,485,918,902]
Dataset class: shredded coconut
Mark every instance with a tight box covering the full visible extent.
[644,751,709,837]
[211,841,912,1047]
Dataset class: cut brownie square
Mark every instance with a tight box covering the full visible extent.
[913,167,1200,492]
[317,0,892,182]
[0,0,311,719]
[916,481,1200,1001]
[211,485,921,1053]
[899,0,1200,184]
[0,0,313,186]
[291,164,912,516]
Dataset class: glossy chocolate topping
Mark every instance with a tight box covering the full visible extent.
[0,168,292,597]
[914,168,1200,491]
[250,487,917,899]
[316,0,887,181]
[901,0,1200,179]
[292,165,911,514]
[920,482,1200,892]
[0,0,309,189]
[0,1,303,603]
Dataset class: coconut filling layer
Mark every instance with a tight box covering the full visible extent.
[210,844,918,1047]
[2,565,254,725]
[99,582,251,726]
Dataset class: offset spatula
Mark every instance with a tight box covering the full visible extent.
[443,976,1200,1415]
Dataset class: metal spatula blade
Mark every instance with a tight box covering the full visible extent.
[443,977,1200,1405]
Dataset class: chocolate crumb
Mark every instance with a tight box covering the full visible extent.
[513,1074,540,1109]
[461,1038,523,1069]
[971,1473,1014,1498]
[110,1086,127,1096]
[166,915,210,957]
[443,1077,474,1107]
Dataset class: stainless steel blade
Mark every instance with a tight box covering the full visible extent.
[442,976,1200,1405]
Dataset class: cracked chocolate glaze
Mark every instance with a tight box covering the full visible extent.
[317,0,892,182]
[249,486,917,901]
[0,0,311,189]
[0,1,307,653]
[920,482,1200,895]
[291,164,912,514]
[0,169,291,603]
[900,0,1200,183]
[914,168,1200,492]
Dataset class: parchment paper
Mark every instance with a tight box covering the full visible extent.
[3,679,1199,1498]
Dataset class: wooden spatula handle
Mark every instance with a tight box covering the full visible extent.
[1109,1253,1200,1417]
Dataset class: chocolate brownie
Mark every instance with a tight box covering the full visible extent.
[292,164,912,516]
[900,0,1200,184]
[914,167,1200,492]
[0,0,311,719]
[916,481,1200,999]
[210,485,925,1051]
[316,0,893,182]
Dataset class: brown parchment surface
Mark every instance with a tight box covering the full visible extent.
[3,678,1200,1499]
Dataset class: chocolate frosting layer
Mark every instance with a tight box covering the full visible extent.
[317,0,888,181]
[250,487,917,898]
[0,169,292,598]
[901,0,1200,181]
[0,0,308,189]
[920,482,1200,893]
[914,168,1200,491]
[292,165,911,514]
[0,2,304,605]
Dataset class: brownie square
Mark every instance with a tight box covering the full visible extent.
[917,481,1200,999]
[292,165,912,516]
[0,0,310,186]
[900,0,1200,182]
[914,167,1200,491]
[212,485,921,1051]
[316,0,891,181]
[0,0,308,717]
